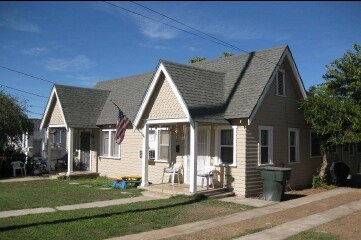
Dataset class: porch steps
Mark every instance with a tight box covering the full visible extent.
[198,188,235,199]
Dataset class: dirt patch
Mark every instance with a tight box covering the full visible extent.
[315,210,361,240]
[168,189,361,240]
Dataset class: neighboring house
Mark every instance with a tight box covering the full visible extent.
[21,118,46,161]
[41,45,325,197]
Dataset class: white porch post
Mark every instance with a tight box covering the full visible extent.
[46,128,52,171]
[67,127,74,176]
[141,124,149,187]
[189,122,198,193]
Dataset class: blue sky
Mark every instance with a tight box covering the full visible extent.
[0,1,360,119]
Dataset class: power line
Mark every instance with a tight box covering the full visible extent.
[102,1,242,53]
[4,90,48,102]
[108,1,280,66]
[26,110,43,116]
[0,65,55,84]
[0,84,48,98]
[130,1,241,52]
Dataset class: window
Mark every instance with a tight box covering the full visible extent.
[289,128,300,162]
[276,70,285,96]
[148,130,156,160]
[158,130,170,161]
[350,144,355,156]
[215,126,237,166]
[357,143,361,153]
[101,130,119,158]
[259,126,273,165]
[220,129,233,164]
[310,131,321,157]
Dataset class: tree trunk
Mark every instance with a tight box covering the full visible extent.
[319,152,328,178]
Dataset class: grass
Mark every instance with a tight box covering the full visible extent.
[288,230,341,240]
[0,177,142,211]
[0,194,253,240]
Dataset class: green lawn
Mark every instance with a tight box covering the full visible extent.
[0,195,253,240]
[288,230,340,240]
[0,177,141,211]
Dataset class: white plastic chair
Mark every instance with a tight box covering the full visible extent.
[162,163,183,185]
[197,166,215,190]
[11,161,26,177]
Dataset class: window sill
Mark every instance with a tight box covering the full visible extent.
[258,163,274,167]
[99,156,120,160]
[214,163,237,168]
[154,160,169,163]
[276,94,287,97]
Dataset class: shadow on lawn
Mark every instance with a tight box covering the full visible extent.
[0,194,208,232]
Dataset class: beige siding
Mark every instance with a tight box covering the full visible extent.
[49,100,65,125]
[143,74,186,120]
[244,58,322,197]
[230,126,247,195]
[97,127,143,178]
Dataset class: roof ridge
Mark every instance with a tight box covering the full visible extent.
[95,72,153,85]
[190,45,288,66]
[161,59,225,75]
[55,84,110,92]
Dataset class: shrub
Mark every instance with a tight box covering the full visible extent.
[312,175,335,190]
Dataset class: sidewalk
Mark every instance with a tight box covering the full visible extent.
[108,188,358,240]
[0,195,158,218]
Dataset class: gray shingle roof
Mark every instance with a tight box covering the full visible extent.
[189,46,287,119]
[46,45,288,128]
[94,72,153,125]
[55,84,110,128]
[161,60,227,123]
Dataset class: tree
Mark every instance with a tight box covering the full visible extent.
[220,51,234,58]
[301,43,361,179]
[189,56,206,63]
[0,91,34,154]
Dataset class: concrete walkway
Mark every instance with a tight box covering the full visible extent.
[0,175,59,183]
[108,188,356,240]
[237,198,361,240]
[0,195,158,219]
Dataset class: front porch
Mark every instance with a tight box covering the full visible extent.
[139,121,237,194]
[140,183,234,199]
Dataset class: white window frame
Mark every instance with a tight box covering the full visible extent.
[215,126,237,167]
[276,69,286,97]
[288,128,300,163]
[310,131,321,158]
[258,126,273,166]
[154,127,171,163]
[100,129,120,159]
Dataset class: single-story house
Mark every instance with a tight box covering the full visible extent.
[41,45,328,197]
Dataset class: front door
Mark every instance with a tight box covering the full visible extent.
[80,131,91,171]
[197,127,210,185]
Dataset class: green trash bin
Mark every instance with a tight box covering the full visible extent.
[259,166,292,202]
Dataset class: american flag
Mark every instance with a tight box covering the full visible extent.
[115,110,130,145]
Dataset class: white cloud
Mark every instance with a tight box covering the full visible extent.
[43,55,96,72]
[0,12,41,33]
[23,47,49,56]
[66,74,98,87]
[138,43,168,50]
[183,46,199,52]
[138,20,178,40]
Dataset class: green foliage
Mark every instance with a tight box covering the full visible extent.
[221,51,234,58]
[189,56,206,63]
[0,91,34,153]
[312,175,335,190]
[301,43,361,152]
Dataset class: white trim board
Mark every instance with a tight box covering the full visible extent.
[40,86,68,130]
[249,47,307,125]
[133,62,193,129]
